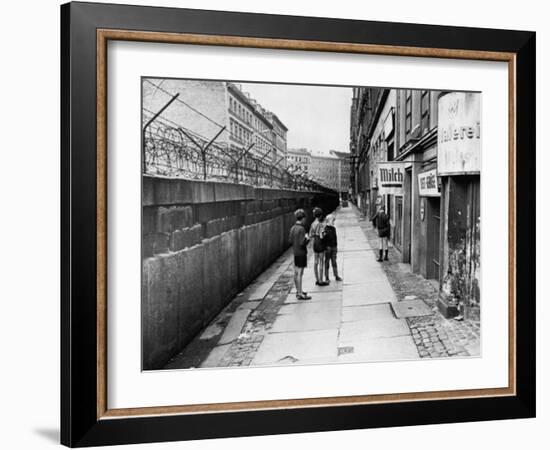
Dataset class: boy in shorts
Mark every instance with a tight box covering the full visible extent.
[288,208,311,300]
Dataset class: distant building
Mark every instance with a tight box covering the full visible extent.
[329,150,352,196]
[309,153,340,192]
[286,148,311,175]
[286,148,349,193]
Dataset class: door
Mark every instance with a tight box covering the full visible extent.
[427,197,441,280]
[394,196,403,251]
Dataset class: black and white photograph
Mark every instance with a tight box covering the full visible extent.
[141,78,481,371]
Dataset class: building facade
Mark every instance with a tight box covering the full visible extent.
[329,150,352,197]
[227,83,276,162]
[143,79,288,165]
[266,112,289,165]
[309,153,340,192]
[349,88,481,320]
[286,148,311,175]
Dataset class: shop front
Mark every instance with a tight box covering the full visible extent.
[417,166,441,282]
[436,92,481,320]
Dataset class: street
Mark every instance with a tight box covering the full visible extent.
[164,205,480,370]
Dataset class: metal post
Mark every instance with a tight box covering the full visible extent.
[201,126,226,180]
[142,93,179,173]
[235,142,255,183]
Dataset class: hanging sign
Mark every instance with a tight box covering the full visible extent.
[377,162,405,195]
[437,92,481,175]
[418,168,440,197]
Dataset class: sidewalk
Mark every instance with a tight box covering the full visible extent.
[250,207,419,366]
[166,205,428,369]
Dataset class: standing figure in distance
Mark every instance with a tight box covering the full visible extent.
[322,214,342,282]
[371,204,391,262]
[289,208,311,300]
[310,207,328,286]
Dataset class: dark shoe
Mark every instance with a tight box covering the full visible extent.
[297,293,312,300]
[335,276,343,281]
[384,250,389,261]
[377,250,383,262]
[315,281,321,286]
[321,281,330,286]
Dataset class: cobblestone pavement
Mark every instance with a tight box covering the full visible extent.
[356,208,480,358]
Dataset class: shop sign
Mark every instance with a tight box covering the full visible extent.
[437,92,481,175]
[418,168,440,197]
[377,162,405,195]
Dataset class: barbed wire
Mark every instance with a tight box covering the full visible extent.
[142,85,336,193]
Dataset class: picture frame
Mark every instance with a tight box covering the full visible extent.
[60,1,535,447]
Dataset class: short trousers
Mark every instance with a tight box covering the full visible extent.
[378,227,390,238]
[294,254,307,268]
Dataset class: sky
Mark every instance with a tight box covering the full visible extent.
[240,82,353,156]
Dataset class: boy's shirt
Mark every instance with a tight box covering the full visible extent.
[322,225,338,248]
[289,222,308,257]
[310,219,325,238]
[310,218,326,253]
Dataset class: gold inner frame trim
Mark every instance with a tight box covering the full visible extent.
[96,28,517,420]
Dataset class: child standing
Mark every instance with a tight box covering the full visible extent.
[322,214,342,282]
[371,205,391,261]
[310,207,328,286]
[288,208,311,300]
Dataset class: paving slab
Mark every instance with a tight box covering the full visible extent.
[342,303,394,322]
[343,266,388,285]
[252,329,338,366]
[284,290,342,304]
[199,321,225,340]
[270,308,341,333]
[279,299,341,315]
[392,299,434,318]
[200,344,231,368]
[339,318,410,342]
[247,280,276,301]
[218,309,251,345]
[342,280,397,306]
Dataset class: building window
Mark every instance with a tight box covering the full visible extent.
[405,89,412,138]
[421,90,430,132]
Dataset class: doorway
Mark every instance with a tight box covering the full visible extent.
[394,196,403,251]
[426,196,441,281]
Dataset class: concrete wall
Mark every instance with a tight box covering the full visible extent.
[142,176,338,369]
